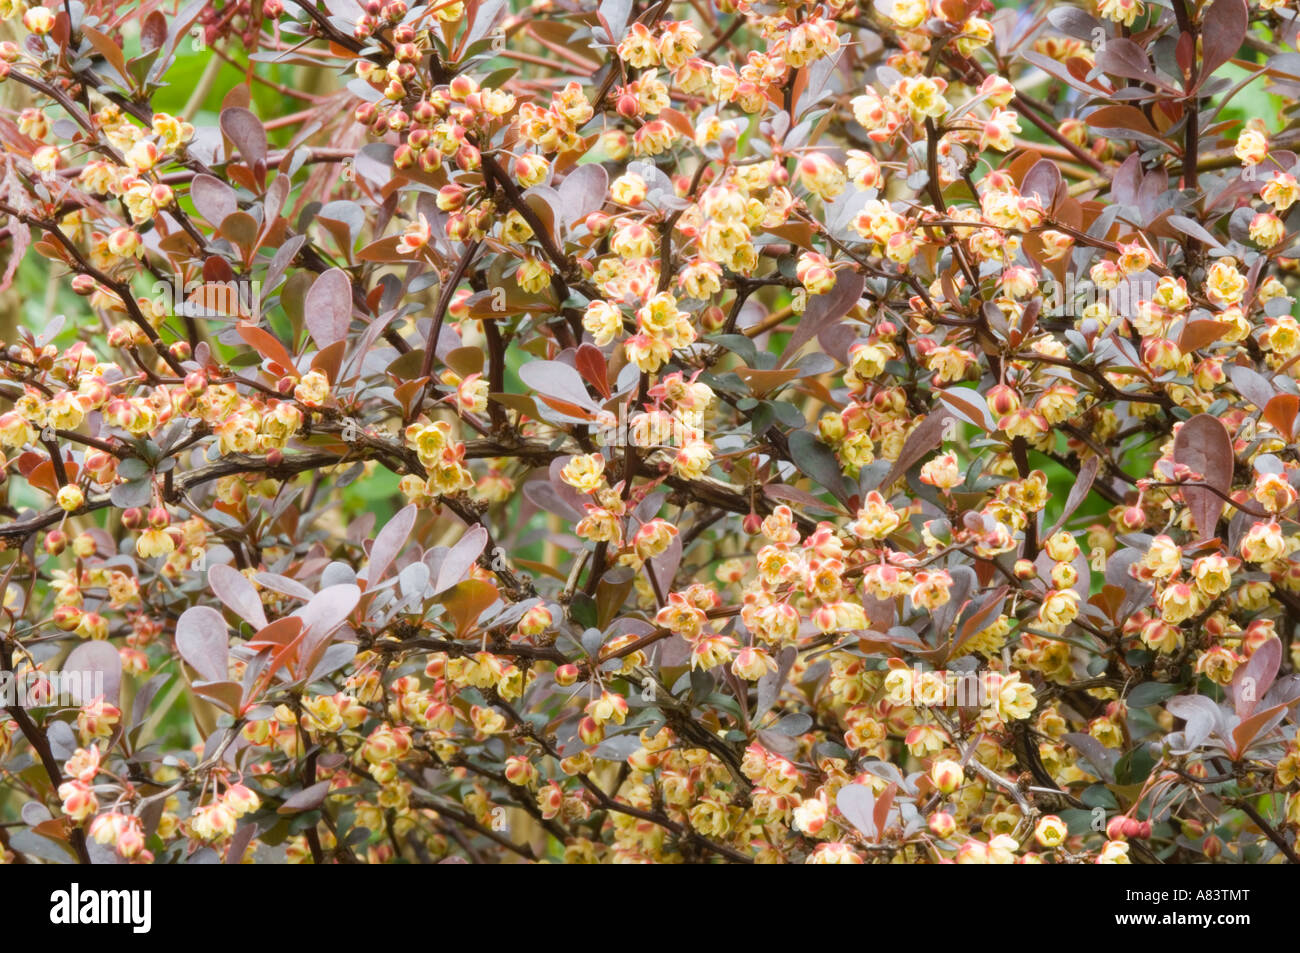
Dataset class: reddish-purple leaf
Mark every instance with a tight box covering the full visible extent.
[1111,153,1142,207]
[835,783,877,840]
[1233,636,1282,720]
[219,107,267,167]
[365,504,417,589]
[557,164,609,230]
[1047,454,1100,538]
[1230,701,1293,760]
[1173,414,1234,538]
[1200,0,1249,80]
[209,564,268,630]
[575,344,611,399]
[1086,104,1161,139]
[192,680,243,714]
[518,360,600,410]
[950,586,1010,661]
[1262,394,1299,440]
[935,387,995,432]
[277,780,332,814]
[141,10,167,51]
[872,410,956,491]
[176,606,230,684]
[872,782,897,838]
[436,524,488,593]
[190,174,238,227]
[303,268,353,349]
[779,271,865,366]
[1178,319,1228,353]
[1096,37,1160,85]
[63,641,123,706]
[294,585,360,680]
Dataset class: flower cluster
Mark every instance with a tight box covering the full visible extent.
[0,0,1298,868]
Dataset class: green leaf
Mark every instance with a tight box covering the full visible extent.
[1114,744,1157,785]
[788,430,850,504]
[1127,681,1182,708]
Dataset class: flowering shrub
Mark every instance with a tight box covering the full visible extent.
[0,0,1299,866]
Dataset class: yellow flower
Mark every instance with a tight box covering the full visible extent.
[560,453,606,494]
[1037,588,1080,630]
[1263,172,1300,211]
[57,484,84,512]
[1034,815,1068,848]
[1236,128,1269,165]
[583,300,623,346]
[1097,839,1132,864]
[293,369,330,408]
[1204,259,1245,307]
[850,491,901,540]
[136,528,176,559]
[796,153,846,201]
[1098,0,1143,27]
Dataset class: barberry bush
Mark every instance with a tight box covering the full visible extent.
[0,0,1298,866]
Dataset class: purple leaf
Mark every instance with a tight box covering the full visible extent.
[1229,364,1277,412]
[294,584,361,643]
[645,532,682,604]
[277,780,332,814]
[1064,732,1118,781]
[63,641,123,706]
[209,564,268,630]
[465,0,507,47]
[1173,414,1234,538]
[293,584,361,674]
[1096,37,1159,85]
[872,409,955,491]
[518,360,599,410]
[219,107,267,167]
[598,0,633,40]
[176,606,230,684]
[558,164,609,230]
[523,474,584,522]
[1200,0,1248,80]
[1022,159,1062,211]
[254,572,315,601]
[1166,694,1225,751]
[304,268,353,349]
[1233,637,1282,720]
[365,504,417,588]
[779,271,865,366]
[436,524,488,593]
[190,174,237,226]
[835,783,877,839]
